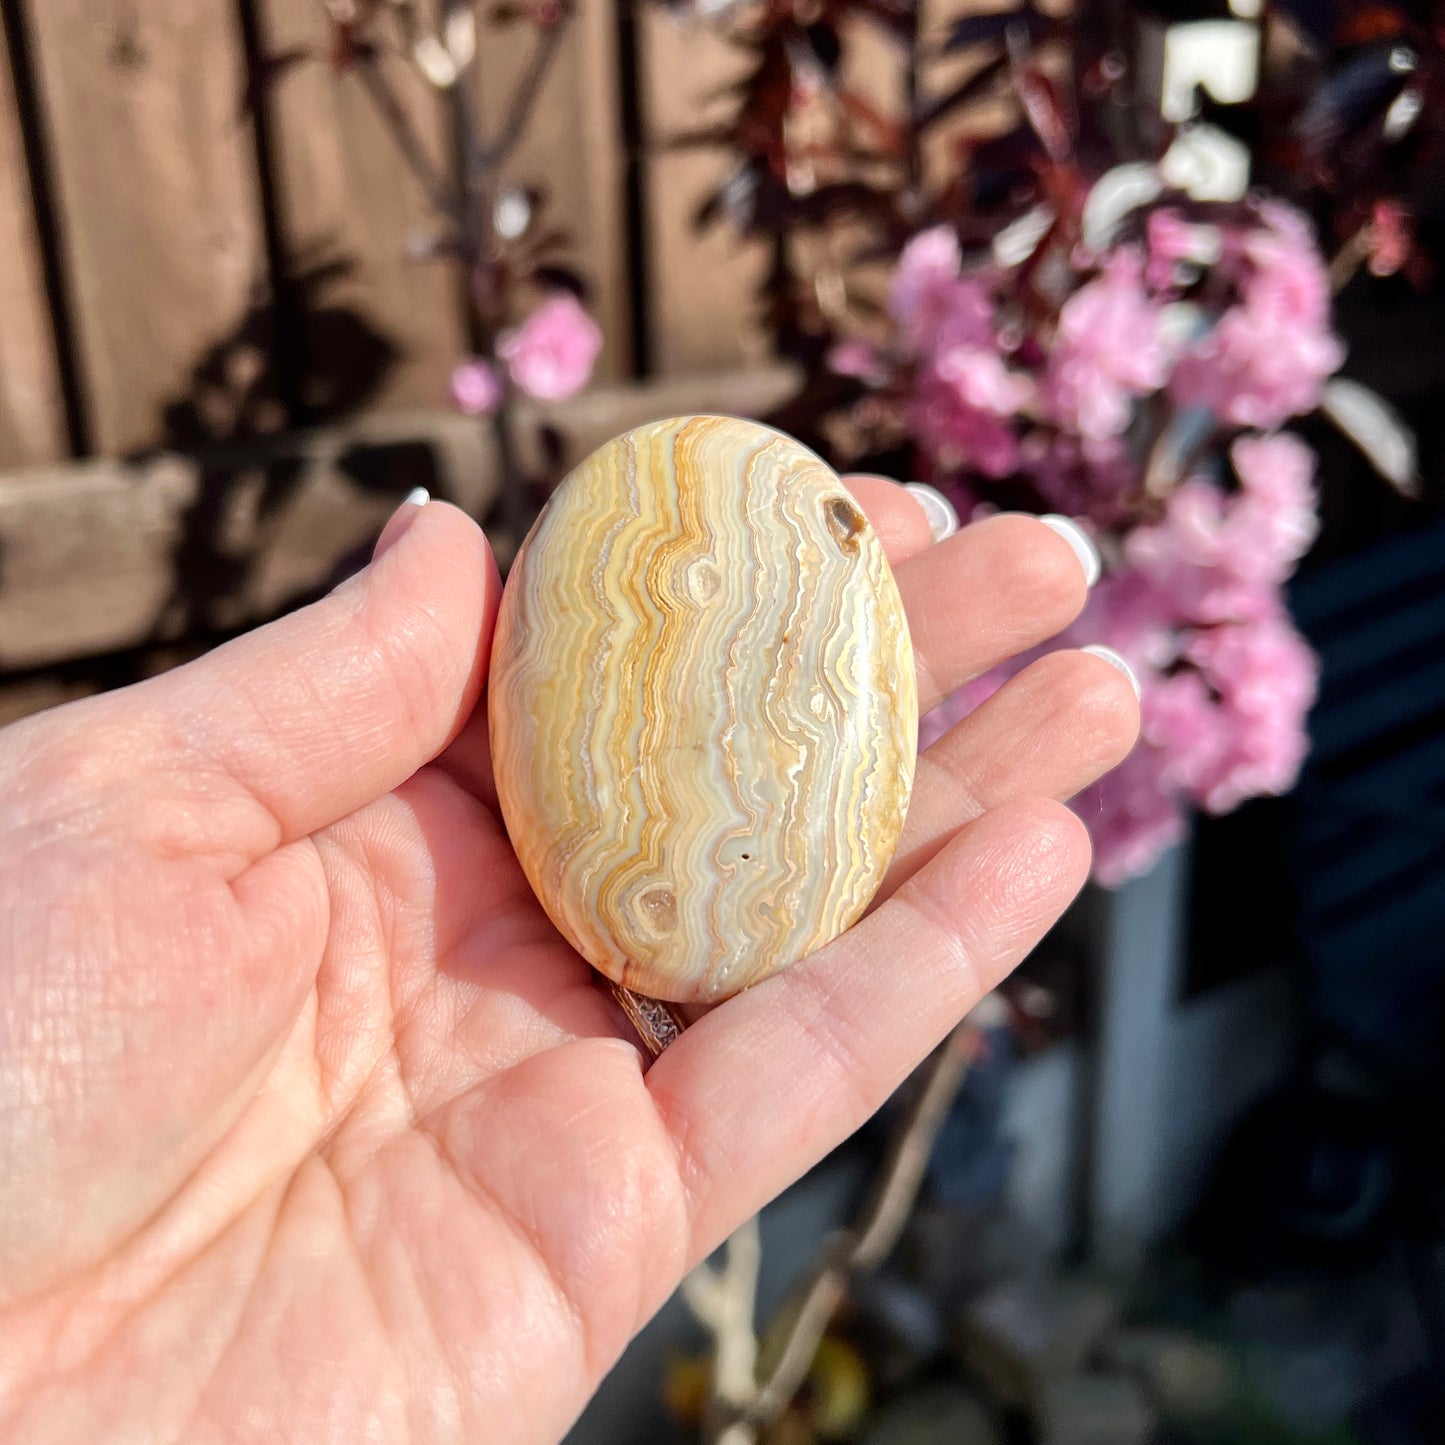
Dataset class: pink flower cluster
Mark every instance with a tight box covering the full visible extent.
[890,228,1033,478]
[451,292,603,415]
[886,193,1339,884]
[1126,433,1320,623]
[1068,566,1319,886]
[1170,205,1345,429]
[1057,433,1321,879]
[1041,249,1173,440]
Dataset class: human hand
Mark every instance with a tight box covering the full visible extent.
[0,481,1136,1442]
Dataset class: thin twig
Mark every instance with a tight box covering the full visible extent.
[681,1217,764,1445]
[354,57,464,223]
[746,1023,975,1424]
[482,11,571,168]
[1329,222,1374,295]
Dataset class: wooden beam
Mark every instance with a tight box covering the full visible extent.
[0,366,797,675]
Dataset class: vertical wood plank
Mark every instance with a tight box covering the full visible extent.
[475,1,630,381]
[256,1,468,414]
[0,24,66,467]
[637,13,771,377]
[20,0,269,457]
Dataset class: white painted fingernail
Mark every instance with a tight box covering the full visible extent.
[1040,514,1101,588]
[1081,644,1142,699]
[903,482,959,542]
[404,486,431,508]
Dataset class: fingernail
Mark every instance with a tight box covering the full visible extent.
[1040,514,1101,589]
[903,482,959,543]
[373,487,431,561]
[1081,644,1142,699]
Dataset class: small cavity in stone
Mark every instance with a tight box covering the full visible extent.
[824,496,864,552]
[636,886,678,936]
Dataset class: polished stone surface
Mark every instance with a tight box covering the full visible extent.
[489,415,916,1003]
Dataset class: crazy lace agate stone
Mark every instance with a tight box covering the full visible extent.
[488,415,917,1004]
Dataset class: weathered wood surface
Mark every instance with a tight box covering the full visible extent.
[637,11,772,375]
[474,1,631,380]
[0,23,65,468]
[0,366,797,677]
[19,0,269,456]
[255,0,468,414]
[0,1,819,472]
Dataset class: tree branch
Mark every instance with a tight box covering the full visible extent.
[682,1023,980,1436]
[481,11,571,170]
[681,1216,763,1445]
[745,1022,974,1422]
[354,55,464,224]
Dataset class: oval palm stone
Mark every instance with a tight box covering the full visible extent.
[488,415,917,1004]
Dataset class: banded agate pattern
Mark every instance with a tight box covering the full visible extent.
[488,415,917,1004]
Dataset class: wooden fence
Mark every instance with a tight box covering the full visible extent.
[0,1,877,471]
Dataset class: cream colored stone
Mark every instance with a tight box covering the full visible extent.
[488,415,917,1003]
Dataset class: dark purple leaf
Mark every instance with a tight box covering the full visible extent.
[941,5,1046,54]
[1296,43,1414,157]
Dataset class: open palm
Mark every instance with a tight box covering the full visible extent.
[0,485,1136,1443]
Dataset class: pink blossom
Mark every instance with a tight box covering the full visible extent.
[908,366,1023,479]
[1124,482,1256,624]
[451,358,502,416]
[1077,747,1188,887]
[1059,569,1180,677]
[1247,203,1331,320]
[1043,249,1173,440]
[1184,610,1318,811]
[1146,207,1200,288]
[1171,208,1343,428]
[1232,430,1316,511]
[889,226,994,355]
[1021,434,1138,526]
[1228,432,1319,581]
[1141,670,1228,795]
[1187,609,1317,728]
[937,345,1034,415]
[828,339,888,384]
[1125,440,1320,625]
[498,294,602,401]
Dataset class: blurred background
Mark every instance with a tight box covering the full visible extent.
[2,1,1444,1442]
